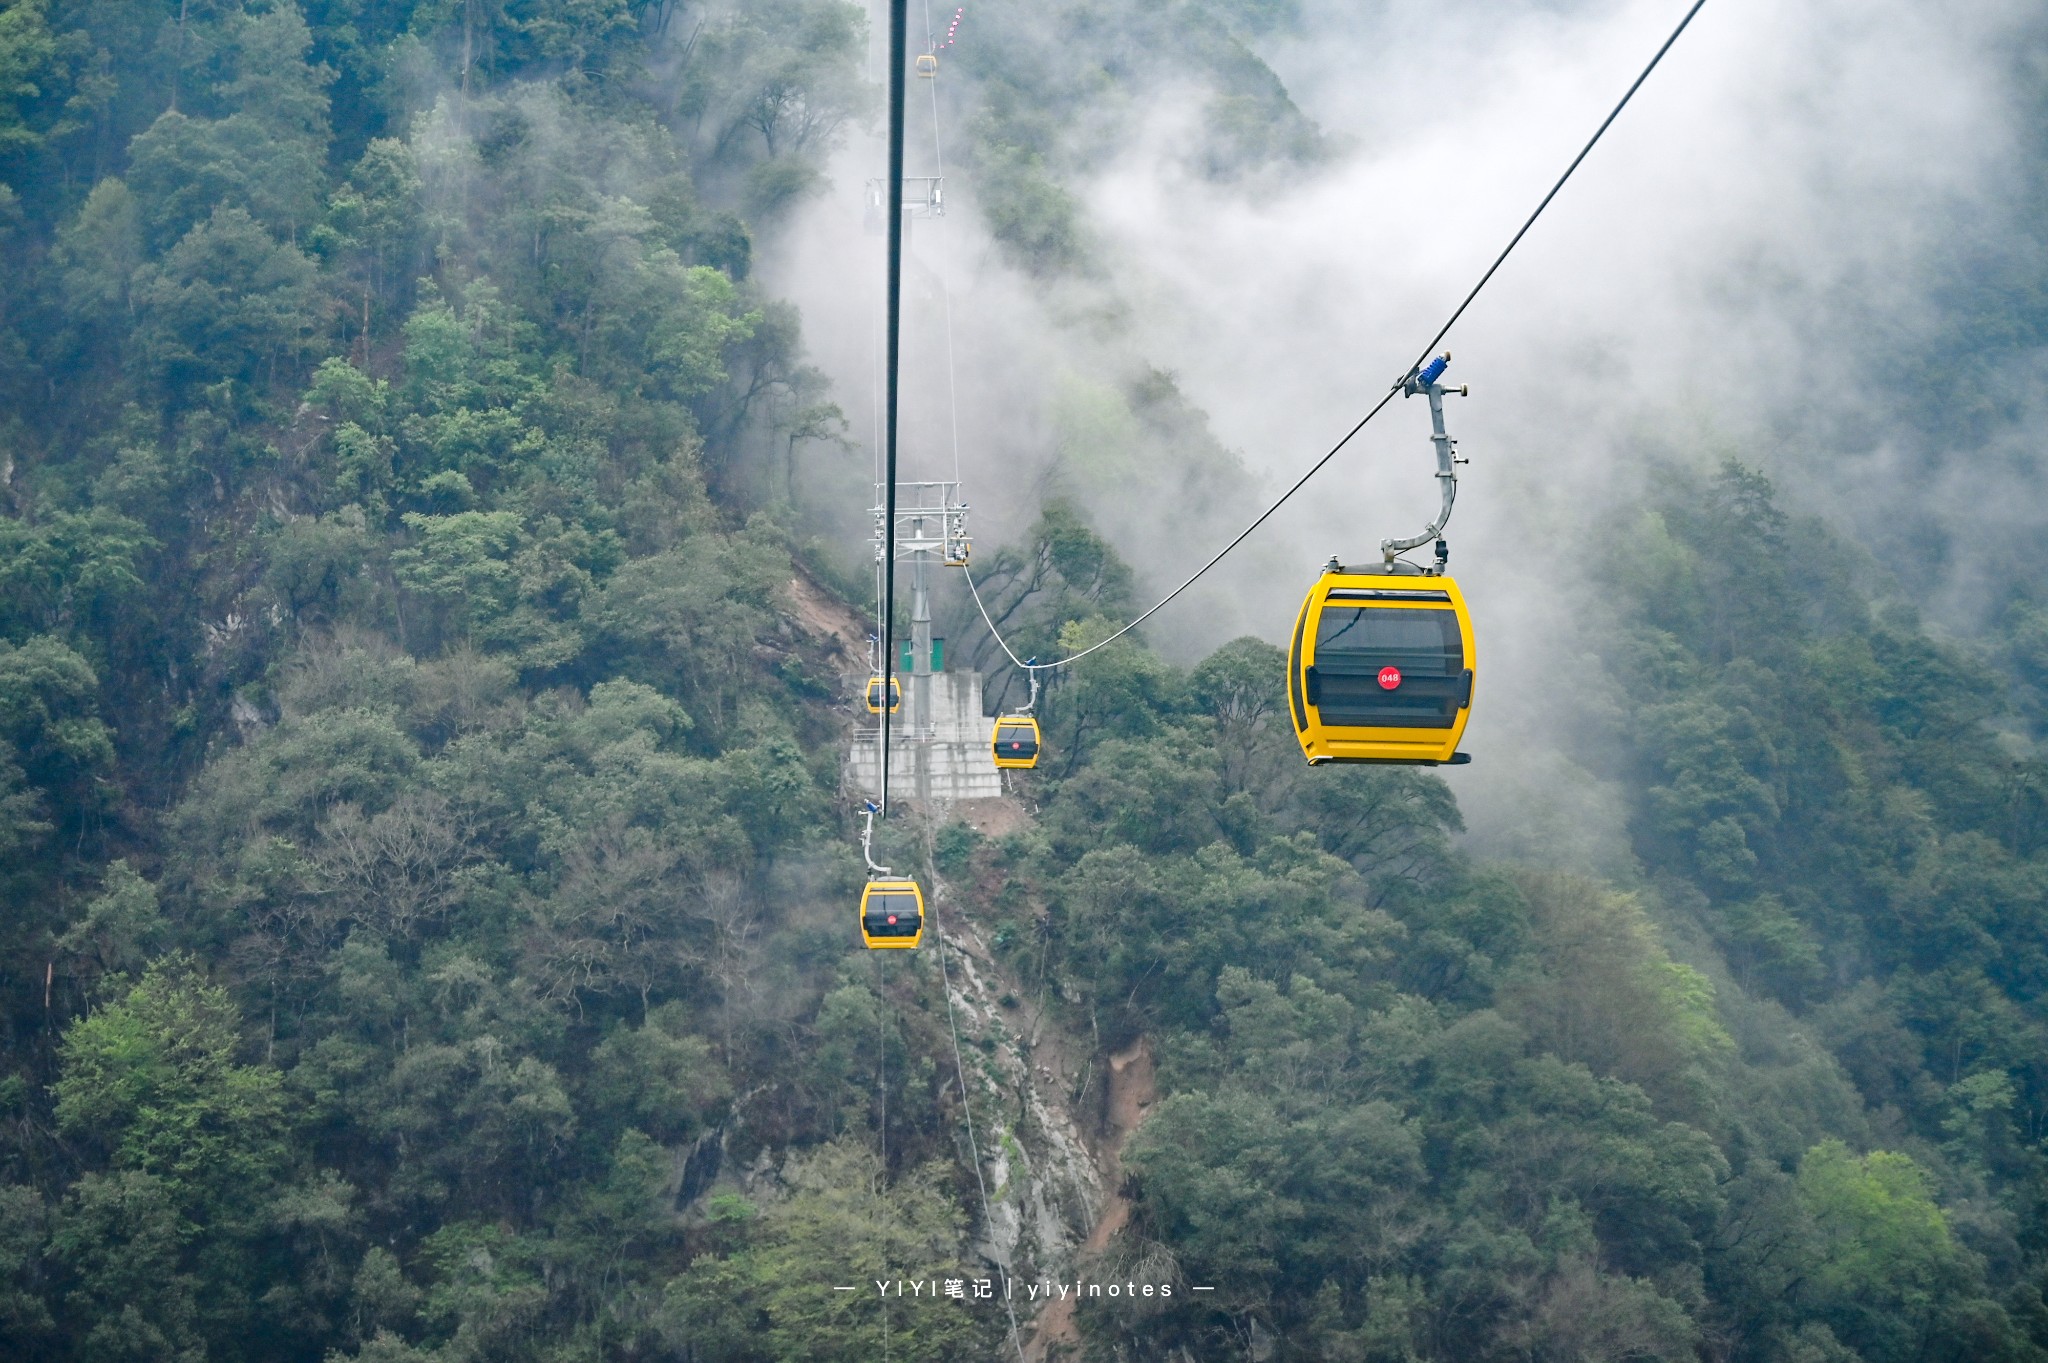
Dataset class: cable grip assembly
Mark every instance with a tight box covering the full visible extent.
[1383,353,1468,568]
[1007,660,1042,718]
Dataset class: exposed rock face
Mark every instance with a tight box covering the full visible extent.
[929,873,1159,1361]
[929,897,1104,1279]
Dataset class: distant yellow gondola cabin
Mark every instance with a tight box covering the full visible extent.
[866,674,902,714]
[860,878,925,949]
[991,716,1041,769]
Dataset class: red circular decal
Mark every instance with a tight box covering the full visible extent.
[886,914,898,925]
[1378,666,1403,690]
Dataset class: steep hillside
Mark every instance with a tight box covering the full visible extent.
[1,2,2047,1363]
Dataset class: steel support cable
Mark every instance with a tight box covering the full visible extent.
[878,0,909,815]
[869,261,885,658]
[919,0,965,488]
[879,23,1020,1353]
[874,24,1016,1347]
[961,554,1032,671]
[874,949,891,1361]
[874,952,889,1177]
[914,26,1022,1354]
[958,0,1710,676]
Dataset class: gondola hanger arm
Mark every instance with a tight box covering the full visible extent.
[860,801,892,878]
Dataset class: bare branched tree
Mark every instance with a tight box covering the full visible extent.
[695,870,760,1065]
[311,790,477,940]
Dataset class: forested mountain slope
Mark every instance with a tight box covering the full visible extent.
[0,1,2046,1362]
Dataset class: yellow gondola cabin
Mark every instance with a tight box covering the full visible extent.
[865,674,901,714]
[859,878,925,949]
[992,716,1041,769]
[1287,565,1475,766]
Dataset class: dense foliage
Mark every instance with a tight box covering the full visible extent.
[1,0,2046,1361]
[966,463,2048,1361]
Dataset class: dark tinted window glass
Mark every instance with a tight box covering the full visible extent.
[1317,607,1459,660]
[1308,605,1467,728]
[864,892,921,935]
[995,723,1038,752]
